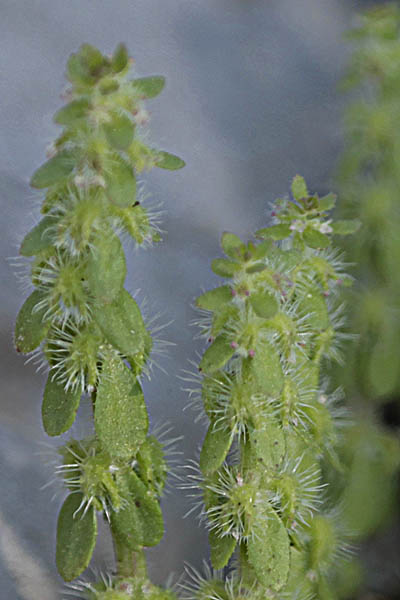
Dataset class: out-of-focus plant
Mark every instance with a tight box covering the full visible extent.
[15,43,184,597]
[339,3,400,405]
[184,177,364,599]
[331,4,400,550]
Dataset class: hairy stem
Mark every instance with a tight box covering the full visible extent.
[111,524,147,579]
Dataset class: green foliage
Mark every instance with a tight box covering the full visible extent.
[42,375,81,436]
[95,354,148,458]
[15,43,183,596]
[56,492,97,581]
[338,4,400,403]
[326,8,400,587]
[190,177,358,598]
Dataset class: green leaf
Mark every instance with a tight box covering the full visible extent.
[56,493,97,581]
[245,263,266,274]
[251,239,274,260]
[111,470,164,549]
[155,151,185,170]
[221,232,245,259]
[250,342,283,397]
[112,43,129,73]
[95,353,148,458]
[86,230,126,304]
[211,258,241,278]
[200,423,232,475]
[202,372,231,419]
[367,337,399,398]
[54,99,90,126]
[103,111,135,151]
[74,44,106,80]
[255,224,291,241]
[111,474,143,550]
[211,304,239,337]
[42,375,81,436]
[303,227,330,249]
[30,150,75,189]
[105,155,136,207]
[291,175,308,201]
[196,286,232,311]
[298,290,330,330]
[92,288,147,356]
[309,514,337,571]
[67,53,93,86]
[199,335,235,373]
[209,530,236,570]
[331,219,361,235]
[342,425,400,538]
[126,471,164,546]
[249,291,278,319]
[15,290,49,353]
[318,193,337,211]
[249,424,286,470]
[137,436,167,496]
[20,216,56,257]
[247,507,290,591]
[132,76,165,98]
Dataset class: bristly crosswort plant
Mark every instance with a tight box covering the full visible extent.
[14,41,372,600]
[15,43,184,598]
[185,176,361,599]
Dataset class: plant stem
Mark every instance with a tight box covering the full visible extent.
[111,524,147,579]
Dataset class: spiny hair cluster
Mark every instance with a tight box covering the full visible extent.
[14,43,184,591]
[187,177,360,598]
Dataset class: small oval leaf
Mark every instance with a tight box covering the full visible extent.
[303,227,330,249]
[42,375,81,436]
[298,290,330,331]
[249,291,278,319]
[54,99,90,126]
[247,507,290,591]
[249,424,286,470]
[255,224,291,241]
[111,472,143,550]
[196,286,232,311]
[199,335,235,374]
[86,230,126,305]
[92,288,147,356]
[15,290,49,353]
[56,493,97,582]
[132,76,165,98]
[30,150,75,189]
[200,423,232,475]
[291,175,308,201]
[209,530,236,570]
[103,112,135,151]
[20,216,56,257]
[112,43,129,73]
[250,342,283,397]
[126,471,164,546]
[95,353,148,458]
[105,155,136,207]
[332,219,361,235]
[318,193,337,211]
[211,258,241,278]
[221,232,245,259]
[155,151,185,170]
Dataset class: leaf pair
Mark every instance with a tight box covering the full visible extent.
[110,470,164,550]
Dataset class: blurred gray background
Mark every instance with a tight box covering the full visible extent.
[0,1,382,598]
